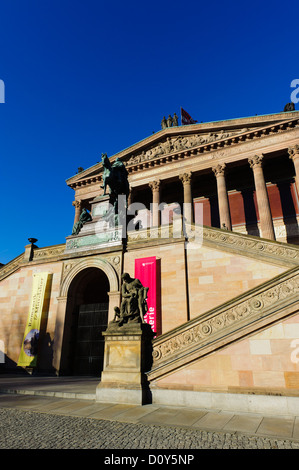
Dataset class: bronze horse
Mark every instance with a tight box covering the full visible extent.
[101,153,130,199]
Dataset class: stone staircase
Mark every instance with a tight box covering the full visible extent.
[148,265,299,381]
[147,227,299,382]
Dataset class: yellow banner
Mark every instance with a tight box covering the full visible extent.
[17,272,49,367]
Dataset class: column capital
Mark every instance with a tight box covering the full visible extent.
[179,172,192,184]
[72,200,82,208]
[149,180,161,192]
[212,163,226,177]
[248,155,264,169]
[288,145,299,160]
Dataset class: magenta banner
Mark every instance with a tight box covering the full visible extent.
[135,256,160,336]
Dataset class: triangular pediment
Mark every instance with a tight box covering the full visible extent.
[66,111,299,187]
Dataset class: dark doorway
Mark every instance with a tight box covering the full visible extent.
[62,268,109,376]
[73,302,108,375]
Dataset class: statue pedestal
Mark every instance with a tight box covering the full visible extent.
[96,322,154,405]
[65,195,125,253]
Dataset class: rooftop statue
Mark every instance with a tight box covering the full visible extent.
[284,102,295,112]
[161,116,167,129]
[113,273,149,326]
[167,114,173,127]
[72,208,92,235]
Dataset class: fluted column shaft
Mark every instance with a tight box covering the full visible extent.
[149,180,161,227]
[179,172,193,224]
[249,155,275,241]
[289,145,299,195]
[212,164,232,230]
[72,200,82,224]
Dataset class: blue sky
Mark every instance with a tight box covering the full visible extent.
[0,0,298,264]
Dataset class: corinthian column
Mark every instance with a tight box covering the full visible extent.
[72,200,82,224]
[248,155,275,241]
[179,172,193,224]
[288,145,299,194]
[212,163,232,230]
[149,180,161,227]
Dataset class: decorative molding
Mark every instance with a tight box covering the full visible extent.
[59,256,119,297]
[126,131,235,167]
[148,266,299,381]
[127,223,299,267]
[0,254,24,281]
[33,245,66,260]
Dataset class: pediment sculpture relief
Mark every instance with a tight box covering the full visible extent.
[126,129,248,166]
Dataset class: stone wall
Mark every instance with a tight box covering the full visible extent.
[124,241,188,333]
[0,261,63,370]
[151,312,299,396]
[186,246,286,319]
[125,241,287,334]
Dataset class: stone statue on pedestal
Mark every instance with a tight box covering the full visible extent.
[113,273,149,326]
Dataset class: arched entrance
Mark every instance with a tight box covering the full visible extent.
[61,267,110,376]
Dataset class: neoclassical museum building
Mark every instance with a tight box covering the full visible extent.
[1,109,299,414]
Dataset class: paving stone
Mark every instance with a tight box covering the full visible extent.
[223,414,263,434]
[192,411,234,429]
[1,407,299,449]
[256,416,295,438]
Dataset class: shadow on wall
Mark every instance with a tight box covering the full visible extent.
[0,273,56,375]
[0,355,30,375]
[0,333,56,375]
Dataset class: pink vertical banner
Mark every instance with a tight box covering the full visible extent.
[135,256,161,336]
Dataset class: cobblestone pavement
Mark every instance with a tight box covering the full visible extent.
[1,407,299,450]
